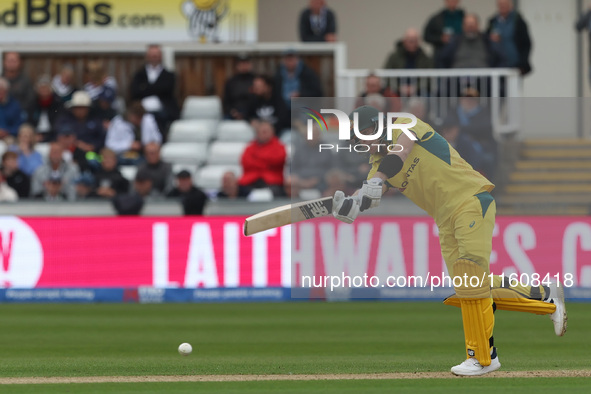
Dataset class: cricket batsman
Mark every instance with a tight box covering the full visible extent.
[332,105,567,376]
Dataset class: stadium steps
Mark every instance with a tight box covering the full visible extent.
[497,139,591,215]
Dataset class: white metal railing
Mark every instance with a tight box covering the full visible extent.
[337,68,522,135]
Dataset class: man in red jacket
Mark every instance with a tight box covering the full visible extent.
[239,121,287,197]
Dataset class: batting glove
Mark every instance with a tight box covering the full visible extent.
[332,190,360,224]
[358,178,384,212]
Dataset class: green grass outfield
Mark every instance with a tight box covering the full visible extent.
[0,302,589,392]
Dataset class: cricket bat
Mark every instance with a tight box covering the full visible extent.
[243,197,333,236]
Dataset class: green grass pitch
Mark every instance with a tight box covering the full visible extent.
[0,302,589,392]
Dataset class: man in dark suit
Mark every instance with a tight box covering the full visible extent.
[129,44,179,139]
[299,0,337,42]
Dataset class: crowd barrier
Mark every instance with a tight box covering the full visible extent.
[0,216,589,301]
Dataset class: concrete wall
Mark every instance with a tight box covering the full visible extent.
[521,0,578,98]
[258,0,496,69]
[259,0,587,138]
[259,0,583,98]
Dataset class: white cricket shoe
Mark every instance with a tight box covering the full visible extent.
[546,282,567,336]
[451,351,501,376]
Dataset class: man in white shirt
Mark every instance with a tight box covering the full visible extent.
[105,101,162,164]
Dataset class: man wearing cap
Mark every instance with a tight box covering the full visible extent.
[112,169,152,215]
[93,85,118,124]
[275,50,323,109]
[74,173,98,200]
[332,105,567,376]
[31,142,79,200]
[245,75,290,135]
[56,91,105,155]
[223,54,255,120]
[34,173,67,202]
[167,170,208,215]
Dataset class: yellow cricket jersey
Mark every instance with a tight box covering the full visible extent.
[367,116,494,224]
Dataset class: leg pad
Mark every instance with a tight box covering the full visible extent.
[453,259,494,367]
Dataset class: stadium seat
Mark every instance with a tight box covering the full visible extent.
[120,166,138,182]
[161,142,209,166]
[181,96,222,121]
[196,165,242,191]
[216,120,255,142]
[34,142,50,159]
[206,141,248,166]
[168,120,217,143]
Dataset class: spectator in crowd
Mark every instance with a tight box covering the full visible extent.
[487,0,532,75]
[245,75,289,135]
[105,101,162,163]
[74,172,98,200]
[384,28,433,70]
[83,60,118,105]
[455,88,496,177]
[95,148,130,199]
[217,171,239,199]
[441,89,495,177]
[130,44,179,136]
[55,91,105,157]
[10,123,43,176]
[440,14,503,69]
[93,85,118,125]
[34,173,67,202]
[2,52,35,113]
[405,97,434,127]
[424,0,465,67]
[136,142,172,196]
[322,168,348,198]
[0,77,24,139]
[31,142,79,200]
[299,0,337,42]
[52,64,77,104]
[577,4,591,87]
[112,169,151,215]
[355,74,400,112]
[167,170,208,215]
[440,116,483,175]
[290,124,333,197]
[0,171,18,202]
[55,127,93,173]
[384,28,433,97]
[239,121,286,197]
[331,146,372,196]
[1,151,30,199]
[275,50,323,108]
[223,54,255,120]
[28,75,64,142]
